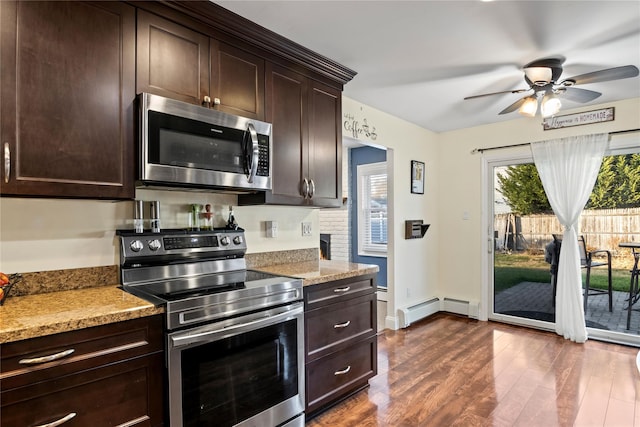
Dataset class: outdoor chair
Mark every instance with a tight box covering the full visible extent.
[550,234,612,313]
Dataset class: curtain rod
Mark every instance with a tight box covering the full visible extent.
[471,128,640,154]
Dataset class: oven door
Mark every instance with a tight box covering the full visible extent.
[167,302,305,427]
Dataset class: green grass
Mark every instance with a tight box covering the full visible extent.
[494,253,632,293]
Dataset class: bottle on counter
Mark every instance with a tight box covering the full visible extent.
[189,204,201,231]
[134,200,144,233]
[150,201,161,233]
[202,204,213,230]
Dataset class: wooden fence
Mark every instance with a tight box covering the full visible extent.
[495,208,640,254]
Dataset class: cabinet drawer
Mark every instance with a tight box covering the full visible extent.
[0,352,163,427]
[305,336,377,415]
[304,274,376,309]
[305,293,375,361]
[1,315,163,389]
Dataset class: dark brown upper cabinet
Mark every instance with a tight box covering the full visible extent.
[239,63,342,207]
[0,1,136,198]
[137,11,265,120]
[211,41,265,120]
[136,9,210,106]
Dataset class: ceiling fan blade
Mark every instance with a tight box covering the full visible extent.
[561,87,602,103]
[499,97,527,115]
[464,88,529,100]
[562,65,639,86]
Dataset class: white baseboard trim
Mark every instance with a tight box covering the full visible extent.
[385,315,399,330]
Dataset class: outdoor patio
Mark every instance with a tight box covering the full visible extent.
[495,281,640,335]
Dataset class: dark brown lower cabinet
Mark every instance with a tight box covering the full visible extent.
[0,315,164,427]
[303,274,378,417]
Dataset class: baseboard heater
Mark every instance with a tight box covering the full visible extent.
[398,298,440,328]
[443,298,479,319]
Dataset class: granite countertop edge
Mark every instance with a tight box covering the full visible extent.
[253,260,380,286]
[0,285,164,344]
[0,260,378,344]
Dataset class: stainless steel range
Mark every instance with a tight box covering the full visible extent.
[118,228,305,427]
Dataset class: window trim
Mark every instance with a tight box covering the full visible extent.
[357,161,387,258]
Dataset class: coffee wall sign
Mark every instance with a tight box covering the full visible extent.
[542,107,614,130]
[344,113,378,140]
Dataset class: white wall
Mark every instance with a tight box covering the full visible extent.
[0,188,318,273]
[342,97,440,329]
[437,98,640,320]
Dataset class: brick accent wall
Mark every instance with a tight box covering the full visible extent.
[319,146,351,261]
[319,208,350,261]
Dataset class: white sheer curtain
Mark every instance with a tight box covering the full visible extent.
[531,133,608,343]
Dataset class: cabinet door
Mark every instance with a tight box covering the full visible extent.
[0,1,135,198]
[264,63,308,204]
[137,9,209,105]
[308,81,342,207]
[211,41,265,120]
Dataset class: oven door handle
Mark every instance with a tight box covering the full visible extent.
[170,304,302,349]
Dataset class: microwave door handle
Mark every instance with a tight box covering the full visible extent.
[246,123,259,183]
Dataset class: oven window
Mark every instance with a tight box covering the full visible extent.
[181,318,299,427]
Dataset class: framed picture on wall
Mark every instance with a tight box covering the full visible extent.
[411,160,425,194]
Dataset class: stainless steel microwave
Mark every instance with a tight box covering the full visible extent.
[137,93,272,192]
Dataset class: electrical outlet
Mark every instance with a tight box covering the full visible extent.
[266,221,278,238]
[302,222,312,236]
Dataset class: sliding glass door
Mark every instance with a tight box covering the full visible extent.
[486,137,640,345]
[488,158,557,331]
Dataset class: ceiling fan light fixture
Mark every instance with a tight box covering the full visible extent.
[541,93,561,117]
[524,67,552,85]
[518,96,538,117]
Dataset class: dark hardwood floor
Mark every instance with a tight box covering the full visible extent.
[306,314,640,427]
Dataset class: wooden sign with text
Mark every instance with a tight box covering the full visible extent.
[542,107,614,130]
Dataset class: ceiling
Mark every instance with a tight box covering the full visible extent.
[213,0,640,133]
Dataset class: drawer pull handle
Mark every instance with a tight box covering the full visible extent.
[333,286,350,293]
[334,320,351,329]
[34,412,76,427]
[19,349,75,365]
[334,365,351,376]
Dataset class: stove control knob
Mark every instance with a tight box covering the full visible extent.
[233,236,243,245]
[220,236,230,246]
[148,239,162,251]
[129,240,144,252]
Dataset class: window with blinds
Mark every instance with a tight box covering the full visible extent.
[357,161,387,256]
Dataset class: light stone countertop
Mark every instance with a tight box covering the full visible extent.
[254,260,379,286]
[0,260,377,344]
[0,285,163,344]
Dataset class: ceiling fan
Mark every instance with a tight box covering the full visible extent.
[464,56,639,117]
